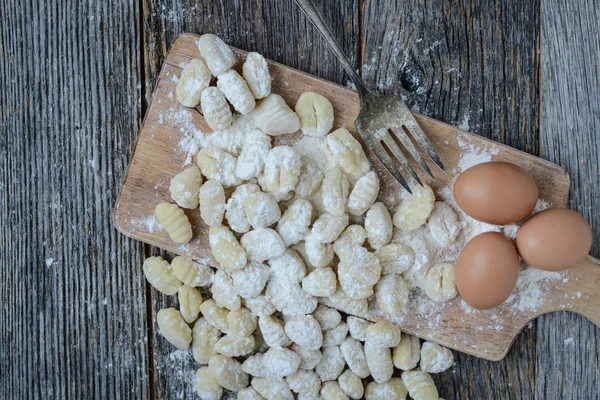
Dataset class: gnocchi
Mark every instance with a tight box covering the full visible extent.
[392,333,421,371]
[340,337,370,379]
[301,267,337,297]
[253,94,300,136]
[252,377,294,400]
[295,157,324,197]
[428,201,461,246]
[157,308,192,349]
[195,367,224,400]
[244,190,281,229]
[259,315,292,347]
[322,167,350,217]
[287,369,322,396]
[231,262,270,299]
[197,147,242,188]
[276,199,313,246]
[176,58,211,107]
[312,304,342,331]
[321,381,348,400]
[236,140,271,181]
[227,307,257,337]
[199,179,226,226]
[259,146,302,199]
[338,369,364,399]
[337,246,381,300]
[244,294,276,317]
[211,269,241,311]
[327,128,370,179]
[322,322,348,347]
[263,346,301,377]
[375,273,409,314]
[291,343,322,370]
[423,263,458,302]
[243,52,271,99]
[217,69,256,114]
[309,213,349,244]
[209,225,247,273]
[365,202,393,250]
[420,341,454,373]
[393,183,435,232]
[333,225,367,257]
[316,345,346,382]
[178,285,203,323]
[199,299,230,333]
[241,228,286,262]
[364,378,408,400]
[208,354,249,391]
[401,370,438,400]
[295,92,334,137]
[285,315,323,350]
[364,342,393,383]
[347,171,380,216]
[197,33,236,76]
[266,278,318,316]
[215,334,255,357]
[171,256,213,287]
[225,182,260,233]
[302,239,334,268]
[268,249,306,284]
[327,287,368,316]
[143,256,182,295]
[346,316,371,342]
[192,318,221,363]
[374,243,415,275]
[365,321,401,348]
[237,387,265,400]
[155,202,193,244]
[169,166,202,209]
[201,87,233,131]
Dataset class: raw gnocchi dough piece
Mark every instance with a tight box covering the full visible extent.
[295,92,334,137]
[392,333,421,371]
[176,58,211,107]
[321,381,349,400]
[428,201,461,246]
[337,246,382,300]
[237,387,265,400]
[322,167,350,216]
[259,315,292,347]
[178,285,203,323]
[285,315,323,350]
[316,345,346,382]
[236,140,271,181]
[209,225,247,273]
[155,202,193,244]
[338,369,364,399]
[286,369,321,396]
[375,274,409,314]
[244,294,276,317]
[401,370,439,400]
[252,94,300,136]
[364,342,393,383]
[201,86,233,131]
[312,304,342,331]
[208,354,249,391]
[310,213,349,244]
[295,157,324,197]
[217,69,256,114]
[195,366,224,400]
[326,287,368,316]
[365,321,401,348]
[420,341,454,373]
[252,377,294,400]
[375,244,415,275]
[244,191,281,229]
[171,256,213,287]
[243,52,271,99]
[211,270,241,311]
[393,183,435,232]
[340,337,370,378]
[276,199,313,246]
[169,166,203,209]
[143,256,182,295]
[225,182,260,233]
[260,146,302,199]
[365,202,393,250]
[303,239,334,268]
[263,346,302,377]
[333,225,367,257]
[231,262,270,299]
[327,128,370,179]
[227,307,257,337]
[157,308,192,349]
[199,179,226,226]
[200,299,230,333]
[241,228,286,262]
[197,33,236,76]
[322,322,348,347]
[266,278,318,316]
[215,334,255,357]
[346,316,371,342]
[192,318,221,363]
[301,267,337,297]
[291,343,322,370]
[197,147,242,188]
[348,171,380,216]
[242,353,268,377]
[364,378,408,400]
[269,249,306,284]
[423,263,458,302]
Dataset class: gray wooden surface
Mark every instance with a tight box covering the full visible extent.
[0,0,598,399]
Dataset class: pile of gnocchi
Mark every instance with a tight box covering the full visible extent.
[146,33,462,399]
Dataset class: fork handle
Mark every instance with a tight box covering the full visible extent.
[293,0,370,100]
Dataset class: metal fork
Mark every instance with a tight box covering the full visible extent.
[293,0,445,192]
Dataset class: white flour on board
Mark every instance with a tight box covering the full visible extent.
[456,133,499,172]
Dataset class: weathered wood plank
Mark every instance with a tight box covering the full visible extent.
[360,1,541,398]
[538,0,600,398]
[0,0,148,398]
[141,0,359,397]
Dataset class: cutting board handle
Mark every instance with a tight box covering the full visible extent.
[545,255,600,327]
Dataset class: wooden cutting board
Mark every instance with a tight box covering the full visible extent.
[113,33,600,361]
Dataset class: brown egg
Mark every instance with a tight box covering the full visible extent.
[516,208,592,271]
[456,232,520,310]
[453,161,538,225]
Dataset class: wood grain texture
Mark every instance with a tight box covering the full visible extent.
[538,0,600,398]
[0,0,149,399]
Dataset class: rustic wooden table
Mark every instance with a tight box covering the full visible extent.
[1,0,598,398]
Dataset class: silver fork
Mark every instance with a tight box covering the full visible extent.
[293,0,445,192]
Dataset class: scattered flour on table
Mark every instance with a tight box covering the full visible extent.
[505,268,563,312]
[456,133,500,172]
[45,258,54,268]
[564,337,574,346]
[130,215,161,233]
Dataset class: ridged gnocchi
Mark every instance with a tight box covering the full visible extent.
[217,69,256,114]
[157,308,192,349]
[200,298,230,333]
[310,213,349,244]
[143,256,182,295]
[302,239,335,268]
[176,58,211,107]
[243,52,271,99]
[225,182,260,233]
[295,156,324,197]
[286,369,322,397]
[295,91,334,137]
[195,367,223,400]
[244,190,281,228]
[327,287,368,315]
[346,316,371,342]
[338,369,364,399]
[252,377,294,400]
[215,334,255,357]
[259,315,292,347]
[171,256,213,287]
[197,34,236,76]
[365,202,393,250]
[428,201,461,246]
[253,94,300,136]
[365,321,401,348]
[260,146,302,200]
[285,315,323,350]
[291,343,323,370]
[302,267,337,297]
[364,378,408,400]
[178,285,203,323]
[327,128,370,179]
[375,273,409,314]
[333,225,367,257]
[277,199,313,246]
[401,369,438,400]
[420,341,454,373]
[364,342,393,383]
[322,167,350,216]
[375,243,415,275]
[199,179,226,226]
[209,225,247,273]
[337,246,381,300]
[313,304,342,331]
[237,387,265,400]
[423,263,458,302]
[262,346,301,377]
[340,337,370,378]
[169,165,202,209]
[244,294,276,317]
[393,183,435,232]
[241,228,286,262]
[155,202,193,244]
[208,354,249,391]
[316,345,346,381]
[321,381,348,400]
[211,269,241,310]
[348,171,380,216]
[197,147,242,188]
[201,87,233,131]
[268,249,306,284]
[236,140,271,181]
[231,262,270,299]
[322,322,348,347]
[192,318,221,363]
[393,333,421,371]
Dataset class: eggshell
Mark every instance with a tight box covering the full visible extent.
[516,208,592,271]
[456,232,520,310]
[453,161,538,225]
